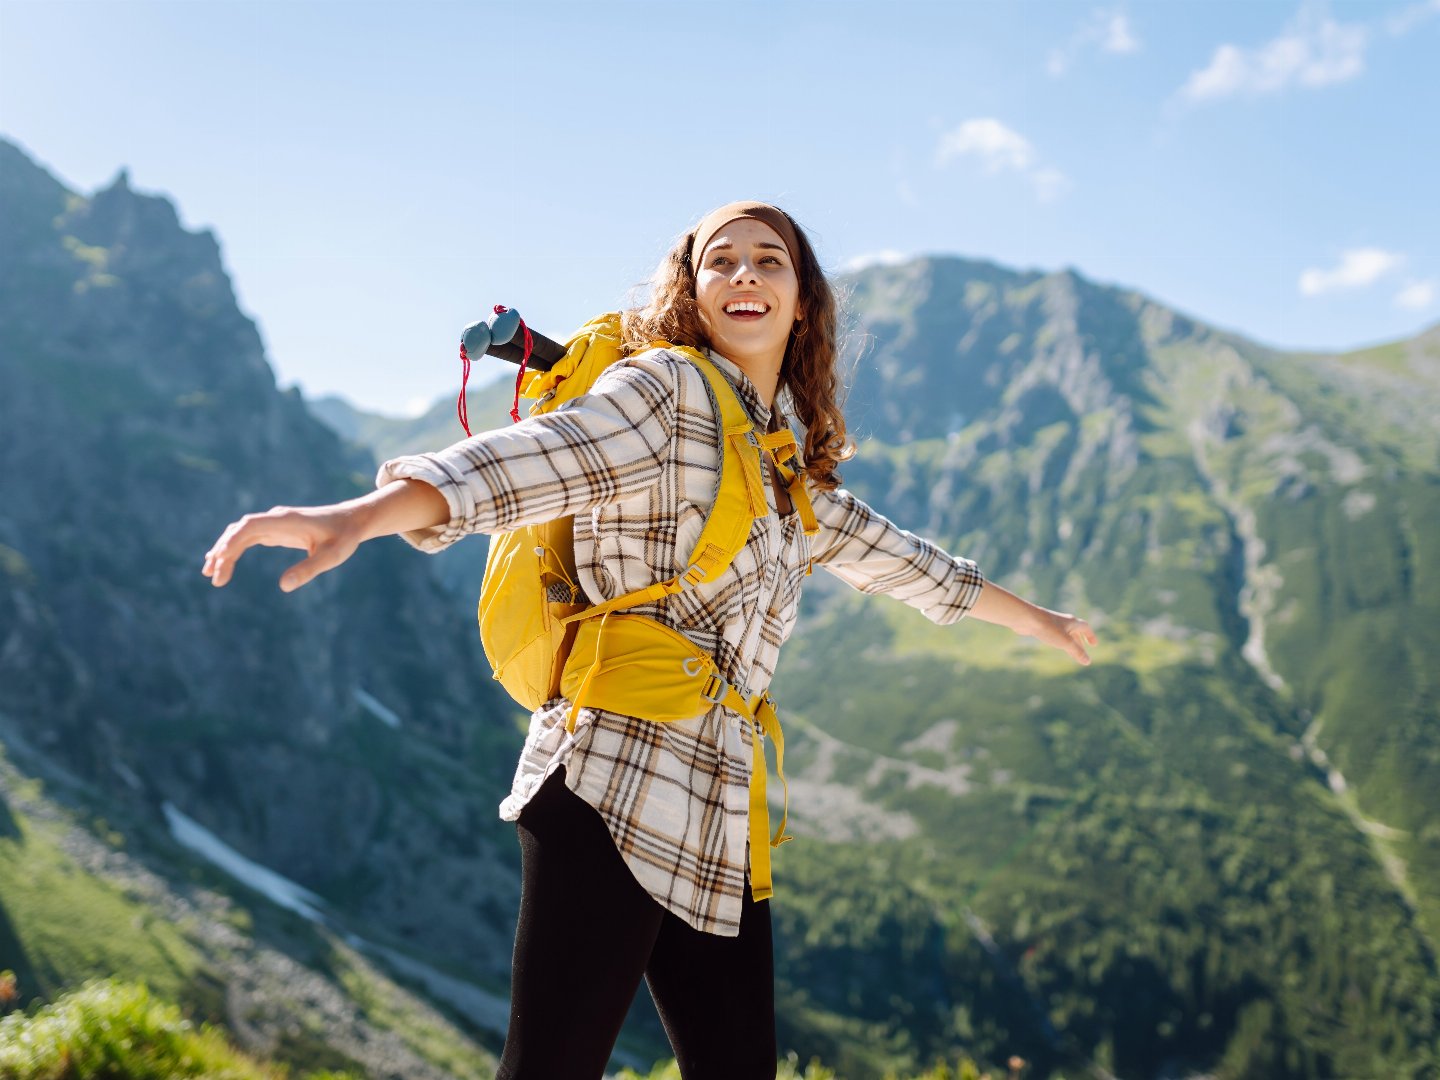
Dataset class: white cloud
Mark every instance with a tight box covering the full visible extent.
[1180,5,1368,101]
[839,251,911,273]
[937,119,1036,172]
[1298,248,1405,296]
[1384,0,1440,37]
[1394,279,1438,310]
[935,119,1069,202]
[1049,7,1142,77]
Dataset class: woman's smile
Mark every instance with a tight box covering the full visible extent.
[694,217,802,395]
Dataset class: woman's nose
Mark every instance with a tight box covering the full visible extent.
[730,260,760,284]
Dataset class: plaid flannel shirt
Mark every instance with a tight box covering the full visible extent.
[376,348,985,936]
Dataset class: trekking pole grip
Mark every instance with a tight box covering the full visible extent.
[460,307,566,372]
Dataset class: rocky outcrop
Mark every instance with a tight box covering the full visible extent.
[0,138,520,978]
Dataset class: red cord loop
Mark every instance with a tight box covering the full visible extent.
[457,341,472,437]
[457,305,535,434]
[496,304,534,424]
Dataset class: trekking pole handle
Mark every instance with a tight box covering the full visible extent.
[460,308,566,372]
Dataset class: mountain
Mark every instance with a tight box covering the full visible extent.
[330,262,1440,1077]
[0,138,543,1074]
[309,384,519,601]
[758,259,1440,1077]
[311,379,516,465]
[4,132,1439,1080]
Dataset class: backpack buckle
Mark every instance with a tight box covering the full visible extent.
[701,673,730,704]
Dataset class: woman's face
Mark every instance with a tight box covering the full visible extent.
[693,218,802,371]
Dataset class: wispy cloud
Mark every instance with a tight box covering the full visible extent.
[1394,279,1437,311]
[1047,7,1142,77]
[1383,0,1440,37]
[1298,248,1405,296]
[1179,4,1368,102]
[839,251,911,274]
[935,119,1070,203]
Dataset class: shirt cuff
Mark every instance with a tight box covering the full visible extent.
[934,561,987,625]
[375,453,488,553]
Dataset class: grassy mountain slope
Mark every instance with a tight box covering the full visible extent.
[752,261,1440,1077]
[0,736,497,1078]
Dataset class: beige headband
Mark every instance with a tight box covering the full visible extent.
[689,201,801,274]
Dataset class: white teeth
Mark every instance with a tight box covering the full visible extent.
[725,301,769,314]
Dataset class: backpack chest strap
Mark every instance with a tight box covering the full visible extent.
[559,612,793,901]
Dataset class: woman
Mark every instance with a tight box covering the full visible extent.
[203,201,1097,1079]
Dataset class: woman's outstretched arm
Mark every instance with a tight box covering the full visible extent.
[810,486,1096,666]
[202,478,449,592]
[205,351,689,592]
[965,578,1097,666]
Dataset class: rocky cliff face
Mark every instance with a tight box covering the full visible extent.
[0,139,521,977]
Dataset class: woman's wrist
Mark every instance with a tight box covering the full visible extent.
[350,479,452,543]
[967,580,1045,636]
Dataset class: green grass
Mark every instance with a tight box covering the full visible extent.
[324,943,493,1080]
[0,979,358,1080]
[0,803,199,1009]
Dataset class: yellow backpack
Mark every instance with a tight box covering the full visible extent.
[475,311,818,898]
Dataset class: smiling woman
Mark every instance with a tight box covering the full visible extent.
[620,200,850,494]
[201,199,1096,1080]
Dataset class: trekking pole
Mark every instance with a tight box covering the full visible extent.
[456,305,568,432]
[460,306,566,371]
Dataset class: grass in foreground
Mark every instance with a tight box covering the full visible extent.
[0,979,356,1080]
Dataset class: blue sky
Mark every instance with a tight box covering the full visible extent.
[3,0,1437,415]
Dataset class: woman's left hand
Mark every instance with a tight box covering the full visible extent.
[1026,608,1098,666]
[967,581,1098,666]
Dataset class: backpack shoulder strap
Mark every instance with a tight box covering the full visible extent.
[562,348,770,624]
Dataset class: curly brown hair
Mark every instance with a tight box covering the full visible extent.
[619,208,853,491]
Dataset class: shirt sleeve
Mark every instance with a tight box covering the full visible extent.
[809,486,986,625]
[375,351,683,552]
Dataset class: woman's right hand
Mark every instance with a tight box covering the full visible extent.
[202,503,365,592]
[203,479,452,592]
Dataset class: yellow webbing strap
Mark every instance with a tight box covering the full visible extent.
[560,351,768,628]
[559,613,792,900]
[755,430,820,537]
[710,681,790,902]
[731,689,791,902]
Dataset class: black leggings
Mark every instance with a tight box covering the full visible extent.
[496,768,777,1080]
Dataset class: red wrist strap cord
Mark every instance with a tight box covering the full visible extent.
[456,304,535,435]
[457,340,473,436]
[504,305,535,424]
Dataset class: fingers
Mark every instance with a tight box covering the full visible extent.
[1043,614,1096,667]
[201,508,311,589]
[279,541,353,593]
